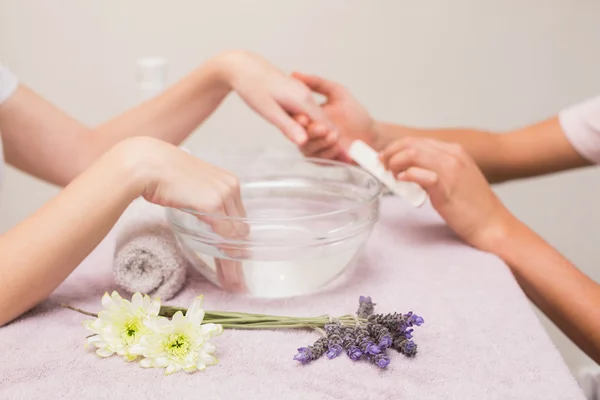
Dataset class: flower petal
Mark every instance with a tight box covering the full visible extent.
[128,344,145,355]
[147,298,161,317]
[202,342,216,354]
[96,348,114,358]
[132,292,143,310]
[165,363,179,375]
[110,291,124,306]
[195,360,207,371]
[101,292,114,310]
[201,323,223,338]
[140,358,154,368]
[144,315,170,333]
[185,296,205,325]
[183,364,197,373]
[203,354,218,366]
[154,357,170,367]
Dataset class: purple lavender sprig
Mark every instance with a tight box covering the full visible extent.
[367,323,393,350]
[370,353,391,369]
[346,345,363,361]
[326,344,343,359]
[293,337,328,364]
[357,296,375,319]
[294,296,424,369]
[392,336,418,357]
[326,329,344,359]
[368,311,424,335]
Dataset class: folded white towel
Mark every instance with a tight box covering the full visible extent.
[112,197,188,300]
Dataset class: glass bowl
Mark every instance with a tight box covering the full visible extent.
[165,155,382,298]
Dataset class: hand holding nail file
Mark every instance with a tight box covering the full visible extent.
[348,140,428,207]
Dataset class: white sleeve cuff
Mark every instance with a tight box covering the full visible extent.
[0,63,19,104]
[558,95,600,165]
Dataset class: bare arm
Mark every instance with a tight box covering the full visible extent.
[493,218,600,363]
[0,140,142,325]
[373,117,592,183]
[0,57,229,187]
[0,51,331,187]
[0,136,247,326]
[379,136,600,364]
[291,72,593,183]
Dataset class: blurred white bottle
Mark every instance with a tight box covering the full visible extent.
[136,57,190,154]
[136,57,167,101]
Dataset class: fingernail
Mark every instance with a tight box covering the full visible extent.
[295,133,308,145]
[326,131,338,142]
[314,124,327,135]
[396,172,406,180]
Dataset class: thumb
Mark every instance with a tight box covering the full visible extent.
[396,167,438,189]
[291,71,341,99]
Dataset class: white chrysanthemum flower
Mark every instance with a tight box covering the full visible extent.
[129,295,223,375]
[83,291,161,361]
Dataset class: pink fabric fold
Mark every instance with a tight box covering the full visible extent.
[0,198,584,399]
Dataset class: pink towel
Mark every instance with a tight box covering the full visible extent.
[0,197,584,399]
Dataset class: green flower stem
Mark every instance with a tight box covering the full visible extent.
[218,323,323,330]
[61,303,367,331]
[161,306,276,319]
[205,317,365,329]
[59,303,98,318]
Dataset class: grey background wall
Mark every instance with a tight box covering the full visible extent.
[2,0,599,375]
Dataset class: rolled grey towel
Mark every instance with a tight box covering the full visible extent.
[113,198,188,300]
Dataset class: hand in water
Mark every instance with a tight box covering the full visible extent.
[121,137,248,240]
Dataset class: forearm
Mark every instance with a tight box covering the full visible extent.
[491,218,600,363]
[373,116,591,183]
[0,141,143,326]
[92,55,231,160]
[373,121,503,180]
[0,53,233,187]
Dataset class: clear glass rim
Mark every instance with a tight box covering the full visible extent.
[165,157,382,226]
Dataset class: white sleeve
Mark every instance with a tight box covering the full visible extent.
[558,95,600,164]
[0,63,19,104]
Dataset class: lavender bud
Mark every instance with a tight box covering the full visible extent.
[367,323,393,349]
[403,311,424,327]
[354,327,370,346]
[357,296,375,319]
[392,336,418,357]
[342,333,355,349]
[326,344,343,359]
[309,337,329,360]
[294,337,329,364]
[371,353,391,369]
[328,333,342,347]
[293,347,312,364]
[412,314,424,326]
[346,345,363,361]
[362,341,381,356]
[378,334,393,349]
[368,313,401,334]
[324,322,343,335]
[368,312,424,335]
[401,340,417,357]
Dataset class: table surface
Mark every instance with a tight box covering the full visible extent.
[0,197,585,400]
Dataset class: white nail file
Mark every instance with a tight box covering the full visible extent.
[348,140,428,207]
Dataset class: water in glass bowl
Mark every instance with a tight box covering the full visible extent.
[166,157,381,298]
